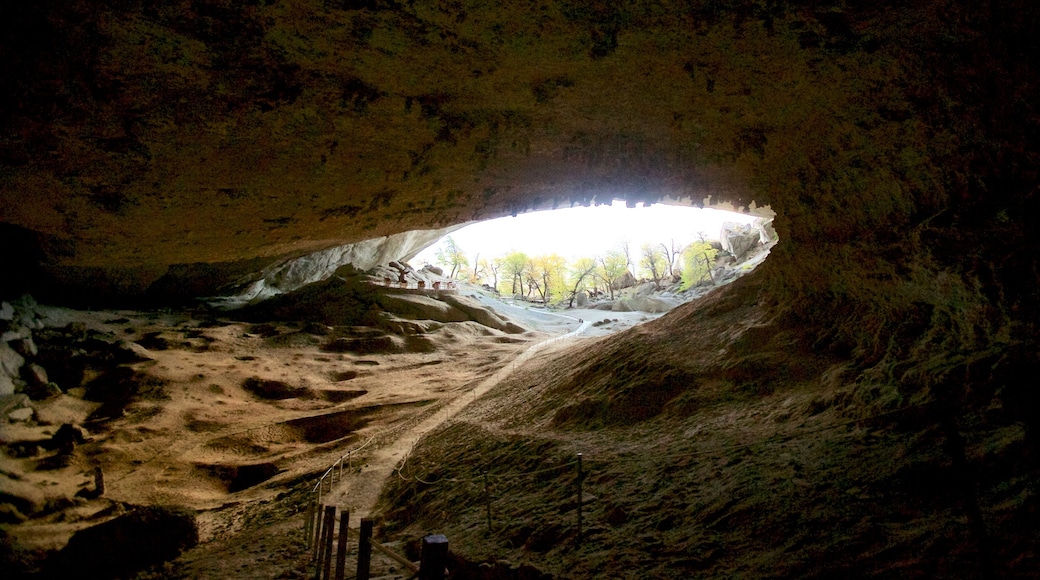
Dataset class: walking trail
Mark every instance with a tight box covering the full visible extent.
[322,315,591,525]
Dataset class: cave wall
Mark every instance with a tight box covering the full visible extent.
[1,0,1038,368]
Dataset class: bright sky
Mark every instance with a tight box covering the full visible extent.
[411,200,760,266]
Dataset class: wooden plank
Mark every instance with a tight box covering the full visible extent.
[419,534,448,580]
[356,518,373,580]
[345,526,420,573]
[335,510,350,580]
[322,506,336,579]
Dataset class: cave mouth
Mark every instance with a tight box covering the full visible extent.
[409,199,777,306]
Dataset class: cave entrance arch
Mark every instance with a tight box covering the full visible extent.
[409,199,776,312]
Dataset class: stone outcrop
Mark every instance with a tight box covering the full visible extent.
[214,228,459,307]
[0,296,46,397]
[719,222,761,261]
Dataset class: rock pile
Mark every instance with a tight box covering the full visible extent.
[0,295,53,401]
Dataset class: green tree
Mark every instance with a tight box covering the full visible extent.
[434,236,469,279]
[681,241,719,290]
[598,250,629,300]
[639,243,669,290]
[529,254,568,304]
[566,257,599,307]
[500,251,528,296]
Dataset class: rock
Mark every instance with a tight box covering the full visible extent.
[575,291,588,307]
[45,505,199,579]
[0,302,13,321]
[612,271,637,290]
[1,341,25,377]
[1,325,31,343]
[422,264,444,276]
[21,363,48,388]
[114,340,154,363]
[63,322,87,340]
[720,222,761,260]
[46,423,87,450]
[7,407,33,422]
[0,343,25,395]
[0,374,14,397]
[10,336,37,358]
[25,381,62,401]
[0,393,32,417]
[9,295,42,330]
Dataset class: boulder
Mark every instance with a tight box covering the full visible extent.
[114,339,155,363]
[719,222,761,260]
[25,381,62,401]
[21,363,48,388]
[0,393,32,419]
[45,505,199,579]
[611,271,637,290]
[575,291,588,307]
[7,407,33,422]
[1,325,31,343]
[0,302,13,321]
[9,295,43,330]
[10,336,37,358]
[0,374,14,397]
[1,342,25,396]
[46,423,87,450]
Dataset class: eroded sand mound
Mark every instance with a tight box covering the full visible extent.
[0,278,555,575]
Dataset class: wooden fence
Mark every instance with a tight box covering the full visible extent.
[304,505,449,580]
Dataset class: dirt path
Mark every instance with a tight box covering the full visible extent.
[322,318,591,523]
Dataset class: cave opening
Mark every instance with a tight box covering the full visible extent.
[409,200,777,310]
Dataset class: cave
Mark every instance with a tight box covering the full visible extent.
[1,1,1038,578]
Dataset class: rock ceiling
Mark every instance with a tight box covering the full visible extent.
[1,0,1037,347]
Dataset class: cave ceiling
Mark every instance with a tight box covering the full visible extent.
[1,1,1037,311]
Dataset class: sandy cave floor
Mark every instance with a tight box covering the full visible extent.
[1,286,658,577]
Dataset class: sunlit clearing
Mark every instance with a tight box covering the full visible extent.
[411,201,762,267]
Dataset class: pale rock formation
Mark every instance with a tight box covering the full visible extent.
[214,228,458,307]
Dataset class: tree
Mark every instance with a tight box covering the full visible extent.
[640,243,669,290]
[680,241,720,290]
[619,237,633,275]
[661,239,683,280]
[471,252,484,283]
[529,254,567,304]
[500,251,528,296]
[598,250,629,300]
[566,257,599,307]
[479,256,500,289]
[434,236,468,279]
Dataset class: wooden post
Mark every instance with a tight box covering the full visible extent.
[312,503,324,562]
[304,502,315,547]
[334,510,350,580]
[321,506,336,580]
[356,517,373,580]
[315,506,334,578]
[483,471,492,534]
[94,466,105,496]
[419,534,449,580]
[576,453,584,546]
